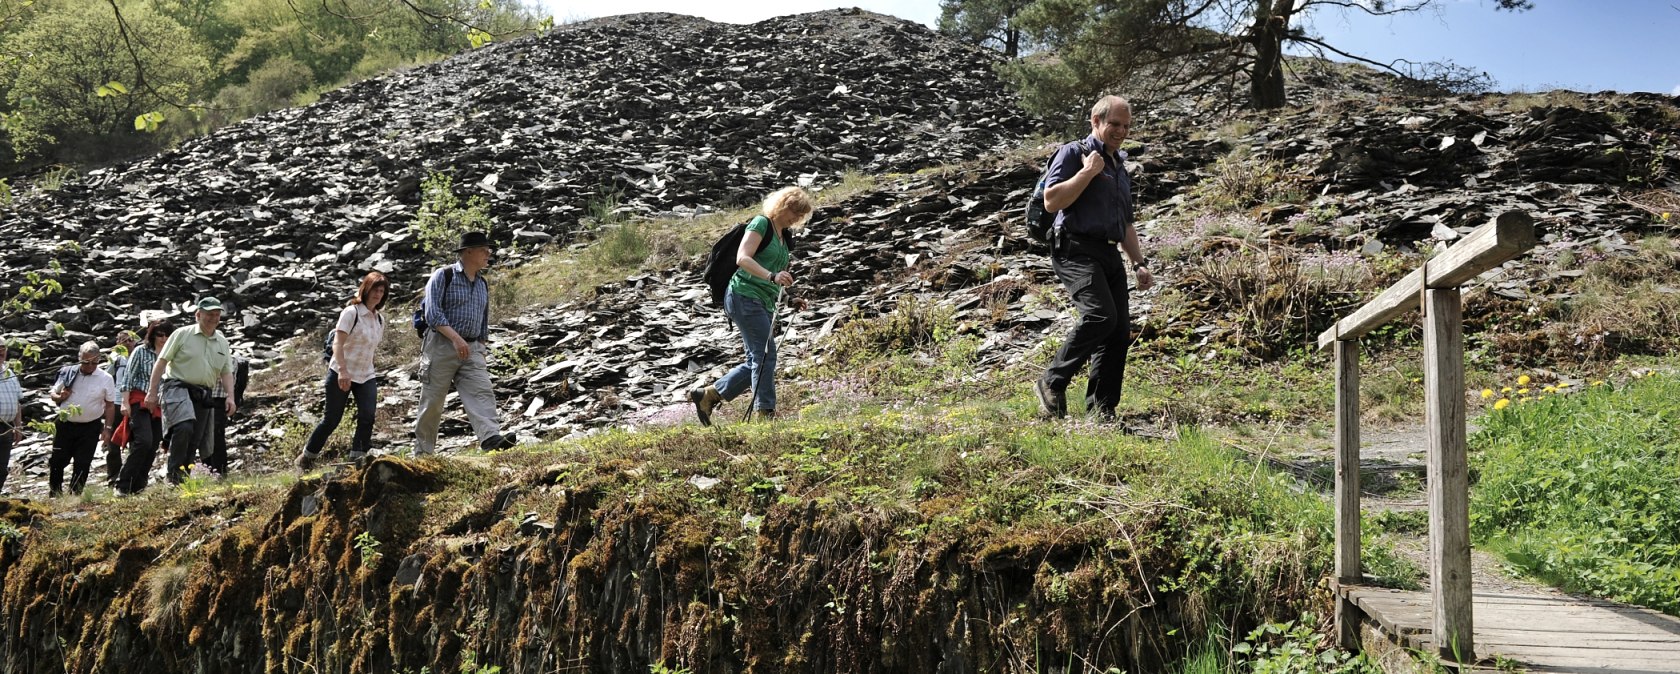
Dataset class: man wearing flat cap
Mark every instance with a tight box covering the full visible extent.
[414,231,515,455]
[144,296,237,486]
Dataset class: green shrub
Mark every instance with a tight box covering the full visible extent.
[411,171,491,261]
[824,295,955,366]
[208,56,315,125]
[1471,374,1680,614]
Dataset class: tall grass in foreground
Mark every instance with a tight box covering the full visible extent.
[1471,373,1680,614]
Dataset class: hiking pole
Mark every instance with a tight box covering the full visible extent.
[740,288,788,423]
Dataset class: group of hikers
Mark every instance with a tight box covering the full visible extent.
[0,231,516,496]
[0,93,1150,496]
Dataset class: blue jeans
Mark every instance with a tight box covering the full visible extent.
[304,369,378,456]
[716,290,778,411]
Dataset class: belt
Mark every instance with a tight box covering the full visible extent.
[1067,233,1120,245]
[432,329,482,343]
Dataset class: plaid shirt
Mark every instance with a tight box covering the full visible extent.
[424,262,491,341]
[0,365,20,424]
[119,345,157,393]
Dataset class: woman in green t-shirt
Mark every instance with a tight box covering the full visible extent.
[691,186,815,424]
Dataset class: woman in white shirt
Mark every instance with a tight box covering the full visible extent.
[296,272,387,469]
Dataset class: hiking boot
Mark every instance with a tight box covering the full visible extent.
[481,434,515,451]
[752,409,777,422]
[1035,378,1067,419]
[347,450,369,463]
[691,386,722,427]
[294,451,321,471]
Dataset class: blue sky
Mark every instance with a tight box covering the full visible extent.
[534,0,1678,95]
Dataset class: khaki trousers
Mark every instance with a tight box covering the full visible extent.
[413,332,501,455]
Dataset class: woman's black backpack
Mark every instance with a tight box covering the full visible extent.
[701,222,794,307]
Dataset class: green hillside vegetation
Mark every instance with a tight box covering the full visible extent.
[1472,371,1680,614]
[1,377,1400,673]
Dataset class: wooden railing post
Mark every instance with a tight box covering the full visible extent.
[1424,287,1474,661]
[1334,339,1362,650]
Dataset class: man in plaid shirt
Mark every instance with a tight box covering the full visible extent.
[414,231,515,455]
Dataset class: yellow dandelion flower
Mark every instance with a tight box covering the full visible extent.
[1557,381,1572,388]
[1592,380,1605,387]
[1664,212,1673,222]
[1480,388,1495,399]
[1517,374,1531,386]
[1543,385,1557,394]
[1494,398,1510,410]
[1501,386,1513,393]
[1518,388,1529,395]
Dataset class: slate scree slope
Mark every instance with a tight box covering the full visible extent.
[0,10,1037,466]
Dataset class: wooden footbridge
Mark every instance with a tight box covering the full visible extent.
[1318,211,1680,672]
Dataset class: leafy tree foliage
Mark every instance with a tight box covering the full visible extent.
[937,0,1032,57]
[936,0,1532,117]
[0,0,544,172]
[0,1,210,158]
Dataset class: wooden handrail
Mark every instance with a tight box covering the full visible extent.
[1317,211,1536,350]
[1322,209,1537,662]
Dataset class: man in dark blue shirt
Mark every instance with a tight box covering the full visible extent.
[1035,95,1154,420]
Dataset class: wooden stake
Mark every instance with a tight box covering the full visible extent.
[1424,287,1474,661]
[1334,339,1362,650]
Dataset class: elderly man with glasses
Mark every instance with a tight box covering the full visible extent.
[145,296,237,485]
[47,340,120,496]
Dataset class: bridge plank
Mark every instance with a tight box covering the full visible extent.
[1344,586,1680,673]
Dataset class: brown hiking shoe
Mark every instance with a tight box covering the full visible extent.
[1035,378,1066,419]
[691,386,722,426]
[294,451,321,472]
[752,409,777,422]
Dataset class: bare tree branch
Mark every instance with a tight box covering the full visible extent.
[1299,0,1434,17]
[103,0,201,111]
[1290,33,1415,78]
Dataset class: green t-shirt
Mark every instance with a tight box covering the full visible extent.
[159,325,233,388]
[727,215,789,306]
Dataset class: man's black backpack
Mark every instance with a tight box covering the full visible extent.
[1026,166,1058,244]
[701,221,794,307]
[1025,139,1099,245]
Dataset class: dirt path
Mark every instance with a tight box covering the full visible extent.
[1307,424,1564,597]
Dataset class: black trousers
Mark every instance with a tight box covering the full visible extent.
[0,422,14,492]
[304,369,379,457]
[116,402,164,493]
[207,396,229,475]
[103,438,122,486]
[50,419,102,496]
[1044,236,1133,415]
